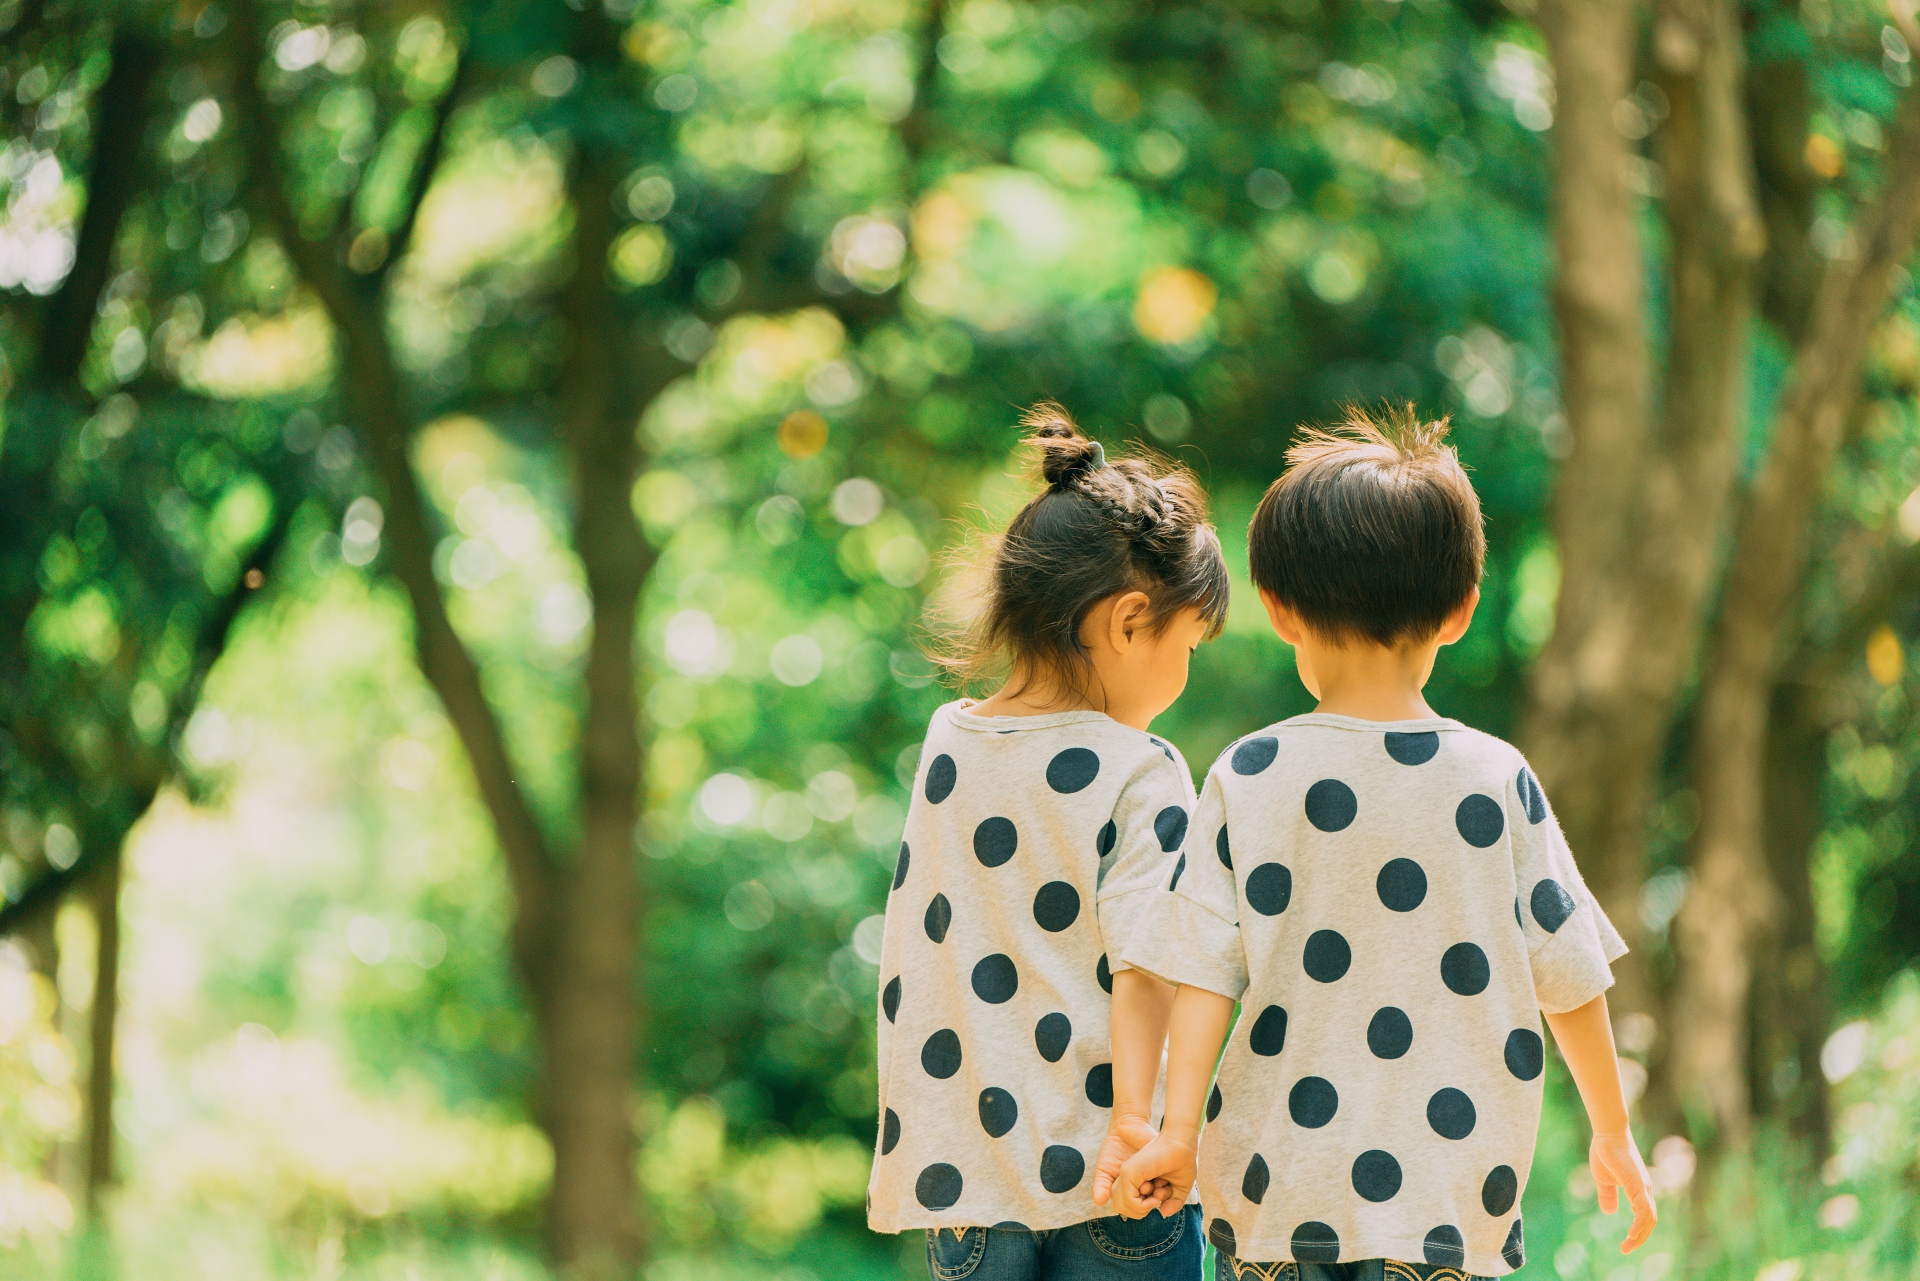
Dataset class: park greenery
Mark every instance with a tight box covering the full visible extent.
[4,0,1920,1277]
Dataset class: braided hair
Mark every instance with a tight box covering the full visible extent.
[938,402,1230,692]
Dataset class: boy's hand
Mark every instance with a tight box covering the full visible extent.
[1114,1130,1197,1220]
[1093,1115,1171,1211]
[1590,1130,1657,1253]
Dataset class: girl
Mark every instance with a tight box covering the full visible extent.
[868,404,1229,1281]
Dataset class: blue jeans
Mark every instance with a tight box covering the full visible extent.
[926,1206,1202,1281]
[1214,1258,1488,1281]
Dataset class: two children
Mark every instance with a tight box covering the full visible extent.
[868,405,1656,1281]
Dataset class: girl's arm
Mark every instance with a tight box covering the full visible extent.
[1092,969,1177,1209]
[1543,993,1657,1253]
[1111,984,1237,1219]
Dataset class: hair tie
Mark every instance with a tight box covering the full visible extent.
[1088,441,1106,468]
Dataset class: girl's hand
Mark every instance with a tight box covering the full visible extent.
[1093,1115,1171,1211]
[1590,1130,1657,1253]
[1115,1130,1198,1220]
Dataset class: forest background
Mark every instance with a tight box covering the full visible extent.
[5,0,1920,1277]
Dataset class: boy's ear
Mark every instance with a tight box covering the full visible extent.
[1437,586,1481,645]
[1258,588,1304,645]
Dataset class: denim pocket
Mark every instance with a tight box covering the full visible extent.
[1215,1256,1295,1281]
[1087,1207,1189,1261]
[927,1227,988,1281]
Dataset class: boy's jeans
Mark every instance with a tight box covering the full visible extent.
[1216,1257,1489,1281]
[926,1205,1201,1281]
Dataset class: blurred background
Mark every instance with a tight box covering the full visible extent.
[3,0,1920,1277]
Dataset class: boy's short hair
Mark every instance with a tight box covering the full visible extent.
[1248,405,1485,647]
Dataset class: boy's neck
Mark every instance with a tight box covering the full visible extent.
[1298,637,1444,723]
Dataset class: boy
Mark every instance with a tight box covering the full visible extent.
[1099,409,1655,1278]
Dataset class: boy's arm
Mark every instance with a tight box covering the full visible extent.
[1111,984,1236,1219]
[1092,968,1176,1209]
[1543,993,1657,1253]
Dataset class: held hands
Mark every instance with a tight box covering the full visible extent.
[1112,1128,1199,1220]
[1590,1130,1657,1253]
[1092,1114,1173,1216]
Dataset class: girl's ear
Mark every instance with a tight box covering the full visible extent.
[1108,590,1153,647]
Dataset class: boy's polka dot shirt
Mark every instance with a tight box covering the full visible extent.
[868,700,1193,1233]
[1123,714,1626,1276]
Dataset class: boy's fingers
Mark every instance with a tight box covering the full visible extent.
[1595,1171,1619,1215]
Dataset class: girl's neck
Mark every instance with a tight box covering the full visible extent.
[971,663,1101,720]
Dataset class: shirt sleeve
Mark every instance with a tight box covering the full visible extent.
[1509,757,1629,1014]
[1095,749,1194,977]
[1119,768,1249,1000]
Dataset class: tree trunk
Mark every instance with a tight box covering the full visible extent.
[1525,0,1761,1087]
[1669,83,1920,1146]
[1746,681,1831,1150]
[540,143,652,1276]
[84,849,120,1215]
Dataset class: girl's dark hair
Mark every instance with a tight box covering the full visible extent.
[937,403,1229,692]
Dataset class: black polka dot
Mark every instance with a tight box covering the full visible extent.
[1367,1007,1412,1059]
[1441,942,1490,995]
[1047,748,1101,794]
[1155,805,1189,852]
[1303,930,1351,983]
[1427,1087,1477,1139]
[925,755,956,804]
[922,1029,961,1079]
[1242,1154,1270,1204]
[1082,1064,1115,1110]
[1505,1028,1544,1081]
[1483,1164,1518,1216]
[972,954,1018,1003]
[1033,881,1081,932]
[1097,820,1117,858]
[1291,1222,1339,1264]
[1384,730,1440,766]
[1352,1150,1402,1203]
[1531,878,1576,932]
[924,893,952,944]
[1248,1005,1288,1056]
[1207,1082,1223,1121]
[1304,779,1358,832]
[1288,1076,1338,1128]
[1096,953,1112,993]
[1167,854,1187,892]
[1423,1225,1466,1268]
[974,817,1018,867]
[883,977,900,1023]
[1232,736,1279,775]
[1514,897,1523,929]
[1039,1145,1085,1193]
[1216,825,1232,869]
[1246,863,1292,915]
[1502,1217,1526,1268]
[1150,736,1174,763]
[882,1108,900,1154]
[1208,1219,1236,1256]
[916,1162,963,1210]
[1517,766,1547,824]
[893,842,910,890]
[1455,794,1505,847]
[1035,1013,1071,1062]
[921,891,952,941]
[1375,858,1428,912]
[978,1087,1018,1138]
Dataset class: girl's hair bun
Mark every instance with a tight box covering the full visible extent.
[1022,402,1103,488]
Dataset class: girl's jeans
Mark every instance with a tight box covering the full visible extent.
[926,1205,1202,1281]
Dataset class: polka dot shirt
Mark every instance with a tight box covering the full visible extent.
[1122,715,1626,1276]
[868,701,1194,1233]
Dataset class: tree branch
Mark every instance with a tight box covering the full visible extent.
[0,503,293,937]
[379,50,472,280]
[36,32,164,390]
